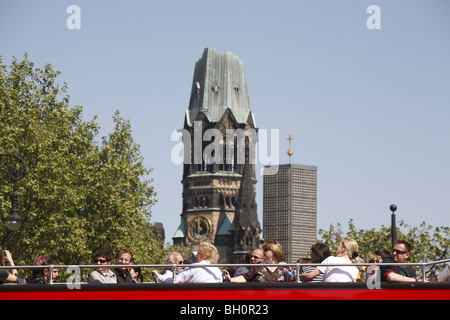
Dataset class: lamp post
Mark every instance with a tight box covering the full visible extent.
[390,204,397,248]
[0,154,27,231]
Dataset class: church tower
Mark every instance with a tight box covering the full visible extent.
[172,48,261,263]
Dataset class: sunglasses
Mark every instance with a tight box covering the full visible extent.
[392,249,408,255]
[263,248,272,252]
[94,259,110,263]
[250,255,263,259]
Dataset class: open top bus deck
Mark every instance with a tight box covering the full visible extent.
[1,281,449,300]
[1,261,448,318]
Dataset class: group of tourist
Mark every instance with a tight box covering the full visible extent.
[0,245,143,285]
[1,239,449,284]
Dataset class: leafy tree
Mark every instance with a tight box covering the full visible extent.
[0,54,164,279]
[319,219,449,278]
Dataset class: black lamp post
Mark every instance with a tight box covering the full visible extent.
[0,154,27,231]
[390,204,397,248]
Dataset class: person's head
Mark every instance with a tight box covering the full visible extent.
[336,238,359,261]
[375,248,392,260]
[116,248,133,273]
[250,248,264,264]
[130,266,143,282]
[32,255,50,278]
[94,249,112,272]
[392,240,411,263]
[262,241,285,263]
[310,243,331,263]
[365,252,382,264]
[166,251,184,273]
[196,242,218,264]
[40,259,59,282]
[166,252,184,264]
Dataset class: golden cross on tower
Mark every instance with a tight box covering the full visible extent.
[287,134,294,157]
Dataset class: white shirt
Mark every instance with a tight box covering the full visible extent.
[176,260,223,283]
[317,256,359,282]
[156,269,175,283]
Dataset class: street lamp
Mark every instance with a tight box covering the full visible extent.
[0,154,27,231]
[390,204,397,248]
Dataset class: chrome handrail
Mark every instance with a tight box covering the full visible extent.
[1,258,448,284]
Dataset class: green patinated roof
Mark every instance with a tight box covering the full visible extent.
[172,219,185,239]
[217,214,233,236]
[186,47,254,126]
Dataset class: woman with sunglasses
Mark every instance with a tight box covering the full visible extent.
[88,249,117,284]
[226,241,293,283]
[364,252,382,279]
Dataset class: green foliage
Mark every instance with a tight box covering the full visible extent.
[0,54,165,277]
[318,219,449,276]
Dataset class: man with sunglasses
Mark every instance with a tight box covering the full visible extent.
[152,252,184,283]
[380,240,417,282]
[88,249,117,284]
[234,249,265,277]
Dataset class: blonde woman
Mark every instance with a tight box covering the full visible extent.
[176,242,222,283]
[299,238,359,282]
[365,252,382,278]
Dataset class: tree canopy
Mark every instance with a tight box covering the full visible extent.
[0,54,165,274]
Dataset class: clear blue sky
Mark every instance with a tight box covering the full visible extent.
[1,0,449,243]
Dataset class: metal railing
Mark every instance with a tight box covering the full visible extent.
[1,258,449,285]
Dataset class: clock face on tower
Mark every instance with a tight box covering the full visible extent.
[187,215,212,243]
